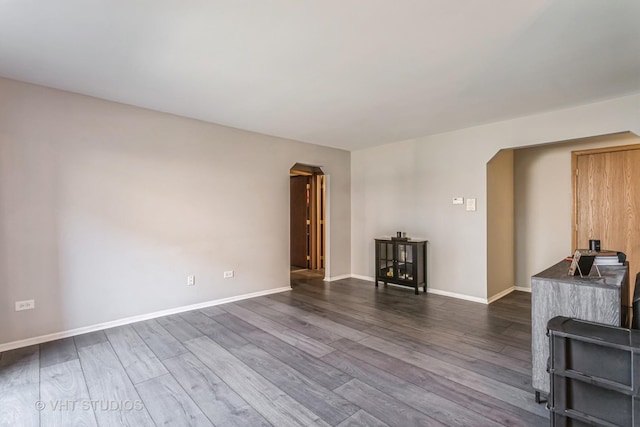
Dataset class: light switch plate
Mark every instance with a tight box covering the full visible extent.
[466,198,477,211]
[452,197,464,205]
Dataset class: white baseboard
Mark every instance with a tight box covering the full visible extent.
[487,286,515,304]
[427,288,488,304]
[346,275,535,305]
[343,274,491,304]
[349,274,374,282]
[326,274,351,282]
[0,286,292,353]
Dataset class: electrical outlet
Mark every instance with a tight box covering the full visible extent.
[187,275,195,286]
[15,300,35,311]
[223,271,234,279]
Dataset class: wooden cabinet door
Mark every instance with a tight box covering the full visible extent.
[574,146,640,303]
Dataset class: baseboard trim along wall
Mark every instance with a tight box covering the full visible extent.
[347,274,492,304]
[349,274,375,282]
[427,288,489,304]
[486,286,516,304]
[0,286,292,353]
[326,274,352,282]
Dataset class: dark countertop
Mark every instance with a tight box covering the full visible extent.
[532,260,627,290]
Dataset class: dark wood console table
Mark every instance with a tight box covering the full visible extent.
[374,238,427,294]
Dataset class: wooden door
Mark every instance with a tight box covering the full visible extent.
[573,145,640,304]
[290,175,309,268]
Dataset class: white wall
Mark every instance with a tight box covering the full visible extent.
[352,93,640,300]
[0,78,351,346]
[514,132,640,289]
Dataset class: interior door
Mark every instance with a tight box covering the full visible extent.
[290,175,310,268]
[574,145,640,304]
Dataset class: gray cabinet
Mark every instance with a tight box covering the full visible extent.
[531,260,629,400]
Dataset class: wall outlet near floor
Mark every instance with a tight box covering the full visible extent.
[223,270,234,279]
[187,275,195,286]
[15,299,35,311]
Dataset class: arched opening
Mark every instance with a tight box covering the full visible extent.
[487,131,640,303]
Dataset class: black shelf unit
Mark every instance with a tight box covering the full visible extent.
[374,238,427,295]
[547,316,640,426]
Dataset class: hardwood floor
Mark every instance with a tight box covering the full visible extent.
[0,277,548,426]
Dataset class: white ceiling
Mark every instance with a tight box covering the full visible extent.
[1,1,639,151]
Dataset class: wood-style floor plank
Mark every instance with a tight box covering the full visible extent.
[335,410,389,427]
[228,343,358,425]
[0,383,39,427]
[135,373,212,426]
[303,280,522,339]
[211,313,258,335]
[279,290,401,330]
[0,346,40,427]
[253,297,369,341]
[104,325,168,385]
[39,338,78,369]
[131,319,188,360]
[322,350,503,427]
[502,344,532,362]
[73,331,107,349]
[221,304,335,358]
[268,293,377,332]
[329,338,546,426]
[0,278,550,426]
[240,328,350,390]
[238,299,344,344]
[162,352,272,427]
[335,379,447,427]
[185,336,329,427]
[77,342,155,426]
[39,359,97,427]
[179,311,248,350]
[0,345,39,391]
[156,314,204,342]
[199,306,225,317]
[356,334,547,417]
[367,322,531,374]
[364,324,532,391]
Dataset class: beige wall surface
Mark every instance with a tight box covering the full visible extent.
[514,132,640,290]
[352,93,640,300]
[0,78,350,345]
[487,149,514,299]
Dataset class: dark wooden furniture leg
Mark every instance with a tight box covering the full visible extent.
[534,391,547,404]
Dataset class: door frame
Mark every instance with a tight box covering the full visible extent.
[289,163,329,278]
[571,143,640,251]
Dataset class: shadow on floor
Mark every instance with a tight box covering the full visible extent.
[290,268,324,287]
